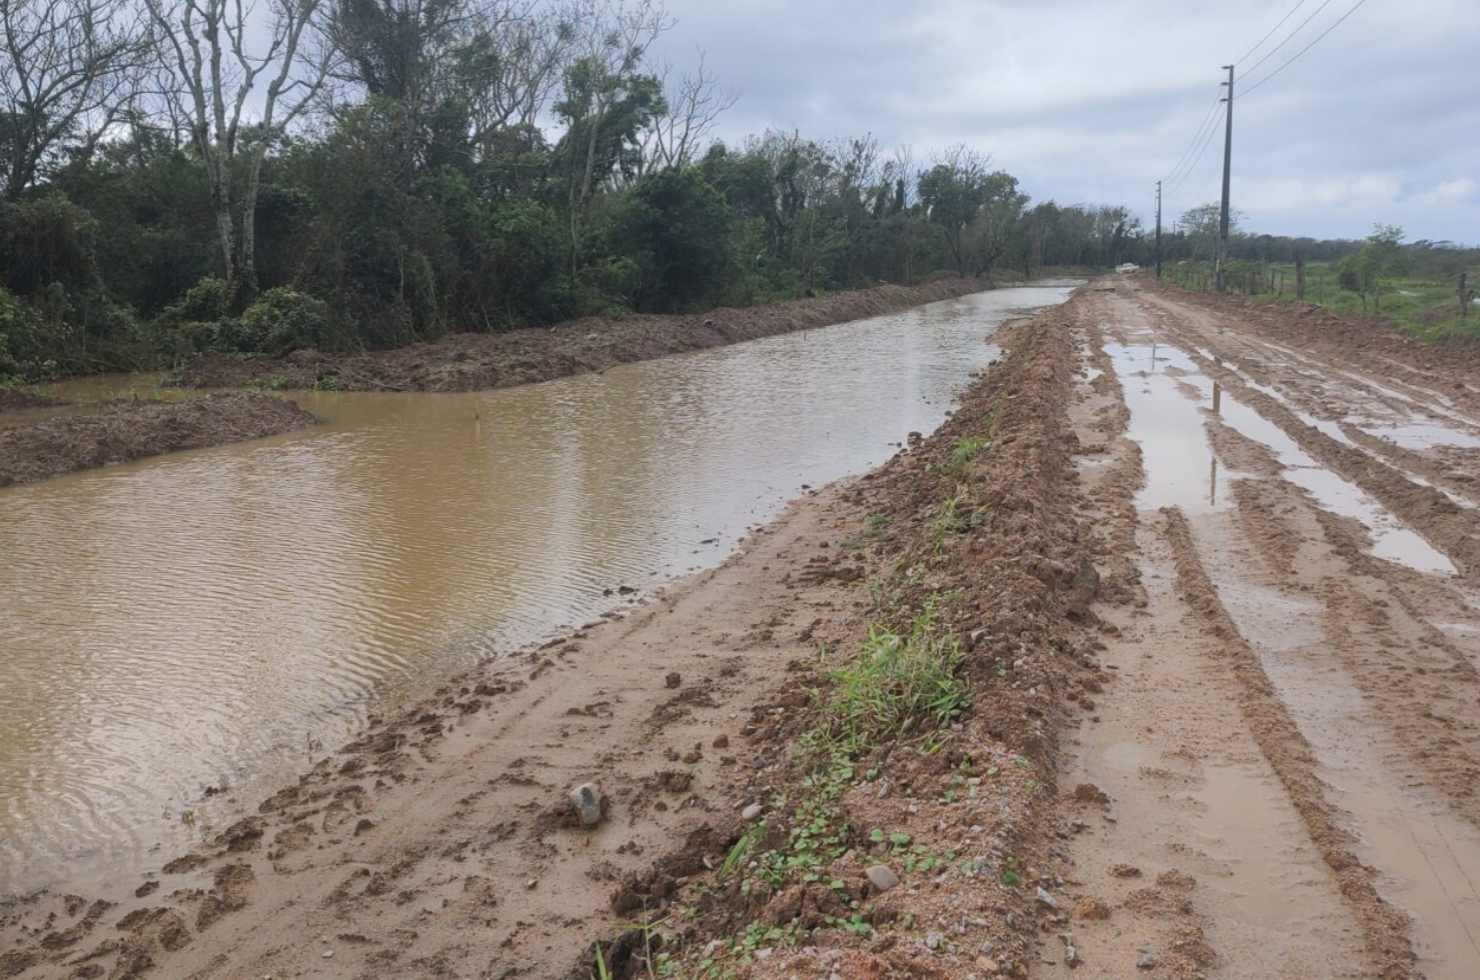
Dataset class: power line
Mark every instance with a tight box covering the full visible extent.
[1162,92,1224,185]
[1235,0,1310,66]
[1241,0,1337,78]
[1167,101,1226,196]
[1243,0,1374,96]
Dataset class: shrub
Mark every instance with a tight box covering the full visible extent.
[234,287,331,354]
[0,287,60,381]
[172,277,231,323]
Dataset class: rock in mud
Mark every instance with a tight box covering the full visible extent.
[569,783,603,827]
[1035,886,1061,910]
[866,865,900,892]
[1137,952,1158,969]
[741,803,763,821]
[665,671,681,688]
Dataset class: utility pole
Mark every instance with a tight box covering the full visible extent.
[1155,181,1163,279]
[1216,64,1234,293]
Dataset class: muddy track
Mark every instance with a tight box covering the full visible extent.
[1161,507,1418,978]
[0,393,318,487]
[1051,280,1480,980]
[180,278,1000,393]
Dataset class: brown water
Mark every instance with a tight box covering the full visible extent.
[0,283,1077,896]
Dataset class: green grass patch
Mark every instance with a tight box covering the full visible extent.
[806,595,970,758]
[936,434,990,475]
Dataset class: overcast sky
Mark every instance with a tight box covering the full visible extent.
[653,0,1478,244]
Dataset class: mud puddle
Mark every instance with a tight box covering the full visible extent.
[1212,562,1480,979]
[1105,339,1456,576]
[0,283,1077,897]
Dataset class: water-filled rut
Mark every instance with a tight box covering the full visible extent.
[0,283,1076,896]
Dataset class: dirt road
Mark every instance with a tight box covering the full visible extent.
[5,279,1479,980]
[1049,279,1480,979]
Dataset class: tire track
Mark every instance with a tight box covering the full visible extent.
[1162,507,1420,980]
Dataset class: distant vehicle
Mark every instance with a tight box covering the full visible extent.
[1115,263,1141,274]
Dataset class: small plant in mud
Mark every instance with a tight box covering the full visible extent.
[936,434,990,474]
[864,564,925,614]
[862,513,889,539]
[807,594,970,758]
[930,492,990,551]
[248,375,291,392]
[867,828,958,872]
[310,374,343,391]
[741,758,855,894]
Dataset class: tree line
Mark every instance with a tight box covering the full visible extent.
[0,0,1165,381]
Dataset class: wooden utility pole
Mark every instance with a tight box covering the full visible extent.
[1216,65,1234,293]
[1296,259,1307,300]
[1155,181,1163,279]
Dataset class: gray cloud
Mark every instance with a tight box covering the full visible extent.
[654,0,1479,242]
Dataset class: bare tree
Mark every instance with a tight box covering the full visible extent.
[0,0,147,199]
[464,0,576,143]
[143,0,336,293]
[636,48,734,176]
[557,0,671,265]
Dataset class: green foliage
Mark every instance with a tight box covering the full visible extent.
[0,286,57,381]
[235,288,331,354]
[0,196,101,295]
[938,435,990,474]
[808,597,970,758]
[173,277,231,323]
[601,168,732,312]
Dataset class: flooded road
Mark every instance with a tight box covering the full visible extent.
[0,282,1076,896]
[1052,279,1480,980]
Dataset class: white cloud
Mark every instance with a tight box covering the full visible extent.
[1411,178,1477,206]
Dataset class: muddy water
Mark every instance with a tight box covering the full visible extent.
[1105,340,1458,576]
[0,283,1076,896]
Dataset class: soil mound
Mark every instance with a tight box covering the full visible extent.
[181,279,990,392]
[0,393,318,487]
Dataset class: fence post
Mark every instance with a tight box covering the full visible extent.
[1296,260,1306,300]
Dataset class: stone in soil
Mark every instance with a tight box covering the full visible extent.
[866,865,900,892]
[569,783,603,827]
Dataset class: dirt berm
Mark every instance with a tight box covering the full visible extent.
[181,278,994,392]
[0,393,318,487]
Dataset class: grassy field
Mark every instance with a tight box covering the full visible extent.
[1169,260,1480,342]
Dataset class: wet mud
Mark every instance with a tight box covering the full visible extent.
[0,393,318,488]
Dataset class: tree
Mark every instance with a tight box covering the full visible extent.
[1336,224,1409,314]
[1177,202,1243,262]
[0,0,146,199]
[552,2,669,274]
[637,50,734,176]
[602,166,728,311]
[918,147,1024,277]
[143,0,336,297]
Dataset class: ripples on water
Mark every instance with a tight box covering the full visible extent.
[0,283,1076,895]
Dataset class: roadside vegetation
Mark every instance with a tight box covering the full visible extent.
[1164,219,1479,341]
[0,0,1146,388]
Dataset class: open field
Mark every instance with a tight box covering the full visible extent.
[1167,260,1480,342]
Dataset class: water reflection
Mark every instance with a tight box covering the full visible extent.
[0,283,1078,895]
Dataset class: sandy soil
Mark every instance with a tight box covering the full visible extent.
[5,278,1480,980]
[178,279,998,392]
[0,394,318,487]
